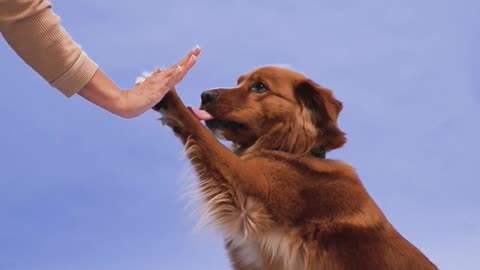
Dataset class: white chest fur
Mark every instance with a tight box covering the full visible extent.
[230,230,304,270]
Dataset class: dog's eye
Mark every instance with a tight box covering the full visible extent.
[250,82,268,93]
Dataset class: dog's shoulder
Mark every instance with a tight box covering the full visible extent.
[241,149,358,183]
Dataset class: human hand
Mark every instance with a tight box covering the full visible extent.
[78,46,200,119]
[119,46,201,118]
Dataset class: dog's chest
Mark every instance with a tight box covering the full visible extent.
[231,231,301,270]
[235,239,262,268]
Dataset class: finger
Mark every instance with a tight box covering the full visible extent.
[173,46,201,69]
[167,66,185,88]
[144,48,199,101]
[165,55,197,88]
[149,63,178,82]
[173,55,197,83]
[151,46,200,82]
[191,45,201,57]
[148,46,200,80]
[159,54,197,88]
[182,46,201,63]
[152,66,183,96]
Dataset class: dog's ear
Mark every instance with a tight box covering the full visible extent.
[294,79,346,150]
[295,79,343,123]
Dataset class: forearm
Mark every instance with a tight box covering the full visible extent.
[77,69,128,117]
[1,1,200,118]
[0,0,98,96]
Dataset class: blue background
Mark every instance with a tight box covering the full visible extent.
[1,0,478,269]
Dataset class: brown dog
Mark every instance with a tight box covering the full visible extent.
[149,66,437,270]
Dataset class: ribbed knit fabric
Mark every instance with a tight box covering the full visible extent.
[0,0,98,97]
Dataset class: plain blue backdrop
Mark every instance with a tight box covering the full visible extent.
[1,1,478,269]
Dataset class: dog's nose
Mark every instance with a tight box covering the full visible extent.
[201,90,219,105]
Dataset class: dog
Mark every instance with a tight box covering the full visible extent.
[143,66,438,270]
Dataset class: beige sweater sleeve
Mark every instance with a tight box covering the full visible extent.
[0,0,98,97]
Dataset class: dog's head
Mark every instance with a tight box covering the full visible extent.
[194,66,346,155]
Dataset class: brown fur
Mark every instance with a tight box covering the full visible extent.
[152,66,437,270]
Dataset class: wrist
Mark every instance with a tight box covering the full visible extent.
[78,70,134,119]
[113,90,140,119]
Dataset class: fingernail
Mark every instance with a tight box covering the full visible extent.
[193,45,200,50]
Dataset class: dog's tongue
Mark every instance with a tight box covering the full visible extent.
[187,106,214,121]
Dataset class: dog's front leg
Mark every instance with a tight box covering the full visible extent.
[157,89,273,238]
